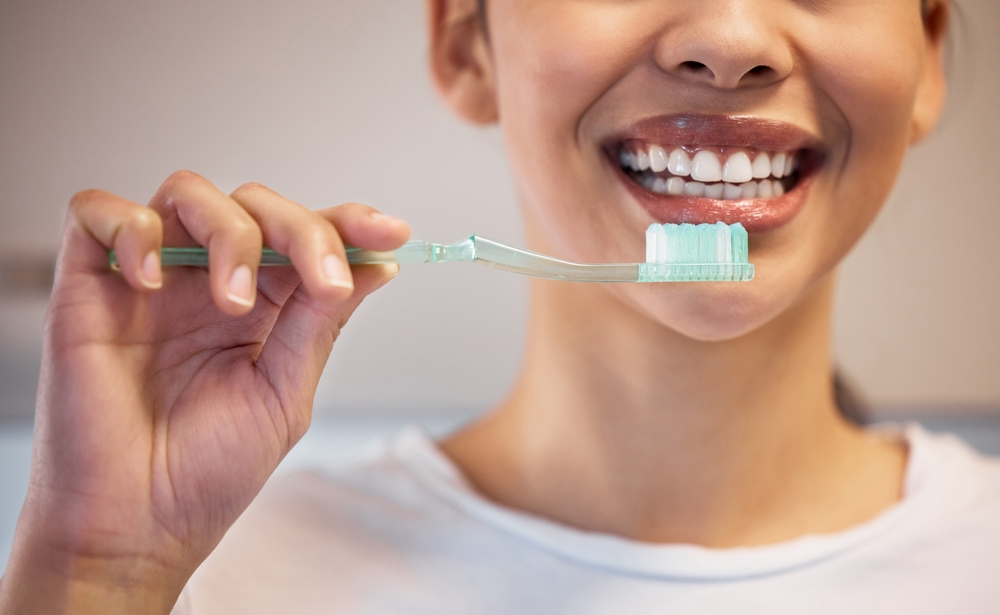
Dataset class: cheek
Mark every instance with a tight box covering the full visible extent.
[492,2,642,136]
[798,9,926,245]
[490,2,651,251]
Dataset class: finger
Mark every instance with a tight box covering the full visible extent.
[148,171,263,315]
[318,202,411,252]
[63,189,164,291]
[254,261,400,443]
[229,183,355,303]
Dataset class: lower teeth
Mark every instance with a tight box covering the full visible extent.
[636,172,788,199]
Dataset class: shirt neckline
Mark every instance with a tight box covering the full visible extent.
[388,423,940,580]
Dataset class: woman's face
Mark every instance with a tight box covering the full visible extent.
[465,0,945,340]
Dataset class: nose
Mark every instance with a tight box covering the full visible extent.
[653,2,793,89]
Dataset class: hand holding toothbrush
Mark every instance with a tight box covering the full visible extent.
[0,171,410,614]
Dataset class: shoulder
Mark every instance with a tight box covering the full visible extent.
[902,423,1000,508]
[863,425,1000,569]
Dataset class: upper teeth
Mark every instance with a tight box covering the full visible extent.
[668,149,691,176]
[620,145,798,191]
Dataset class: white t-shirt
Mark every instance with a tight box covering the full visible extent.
[174,424,1000,614]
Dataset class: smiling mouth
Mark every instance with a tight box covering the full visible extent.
[605,115,823,232]
[618,141,800,200]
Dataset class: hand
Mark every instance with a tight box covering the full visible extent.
[0,171,410,613]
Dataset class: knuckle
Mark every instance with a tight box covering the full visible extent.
[68,188,106,209]
[309,220,339,245]
[128,207,161,233]
[232,181,270,198]
[230,217,264,245]
[354,202,377,214]
[338,201,369,214]
[164,169,203,189]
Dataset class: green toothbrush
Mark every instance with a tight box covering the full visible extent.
[110,222,753,283]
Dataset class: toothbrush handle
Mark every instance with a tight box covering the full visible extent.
[111,239,477,268]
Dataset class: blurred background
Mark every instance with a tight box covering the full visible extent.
[1,0,998,569]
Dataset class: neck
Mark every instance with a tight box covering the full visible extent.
[442,239,906,548]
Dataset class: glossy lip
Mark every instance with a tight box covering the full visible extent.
[603,114,825,233]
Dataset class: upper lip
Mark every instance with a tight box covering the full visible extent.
[604,113,822,152]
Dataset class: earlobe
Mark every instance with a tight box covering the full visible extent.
[427,0,499,125]
[910,0,949,144]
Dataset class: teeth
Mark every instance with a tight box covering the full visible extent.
[684,181,706,197]
[721,150,753,184]
[771,152,787,179]
[636,150,651,171]
[666,177,685,195]
[649,145,669,173]
[667,148,691,176]
[751,153,771,179]
[784,154,795,177]
[691,150,723,182]
[723,183,743,199]
[621,144,800,200]
[634,176,790,201]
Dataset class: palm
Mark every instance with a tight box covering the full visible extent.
[40,261,319,562]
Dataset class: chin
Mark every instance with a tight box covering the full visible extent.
[622,276,807,342]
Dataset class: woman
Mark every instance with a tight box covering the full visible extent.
[3,0,998,612]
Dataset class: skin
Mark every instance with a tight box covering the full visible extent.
[0,0,948,612]
[434,0,947,543]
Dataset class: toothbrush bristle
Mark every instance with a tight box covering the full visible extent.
[641,221,752,282]
[644,222,749,265]
[714,221,732,264]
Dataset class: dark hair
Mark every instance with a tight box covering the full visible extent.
[834,372,869,425]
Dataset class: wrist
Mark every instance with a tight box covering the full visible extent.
[0,532,192,614]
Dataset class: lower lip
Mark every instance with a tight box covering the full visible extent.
[609,154,815,233]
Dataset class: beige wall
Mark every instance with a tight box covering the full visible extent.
[0,0,996,420]
[835,0,1000,414]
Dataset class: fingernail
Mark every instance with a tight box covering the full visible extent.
[139,251,162,289]
[323,254,354,290]
[226,265,255,307]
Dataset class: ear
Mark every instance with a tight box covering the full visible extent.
[427,0,498,125]
[910,0,949,144]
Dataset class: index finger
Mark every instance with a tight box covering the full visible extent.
[62,189,164,291]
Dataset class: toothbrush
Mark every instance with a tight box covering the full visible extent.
[109,222,753,283]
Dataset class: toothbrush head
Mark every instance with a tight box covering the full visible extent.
[640,222,753,282]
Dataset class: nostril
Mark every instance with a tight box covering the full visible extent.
[679,61,709,72]
[677,61,716,81]
[749,65,781,80]
[673,62,777,87]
